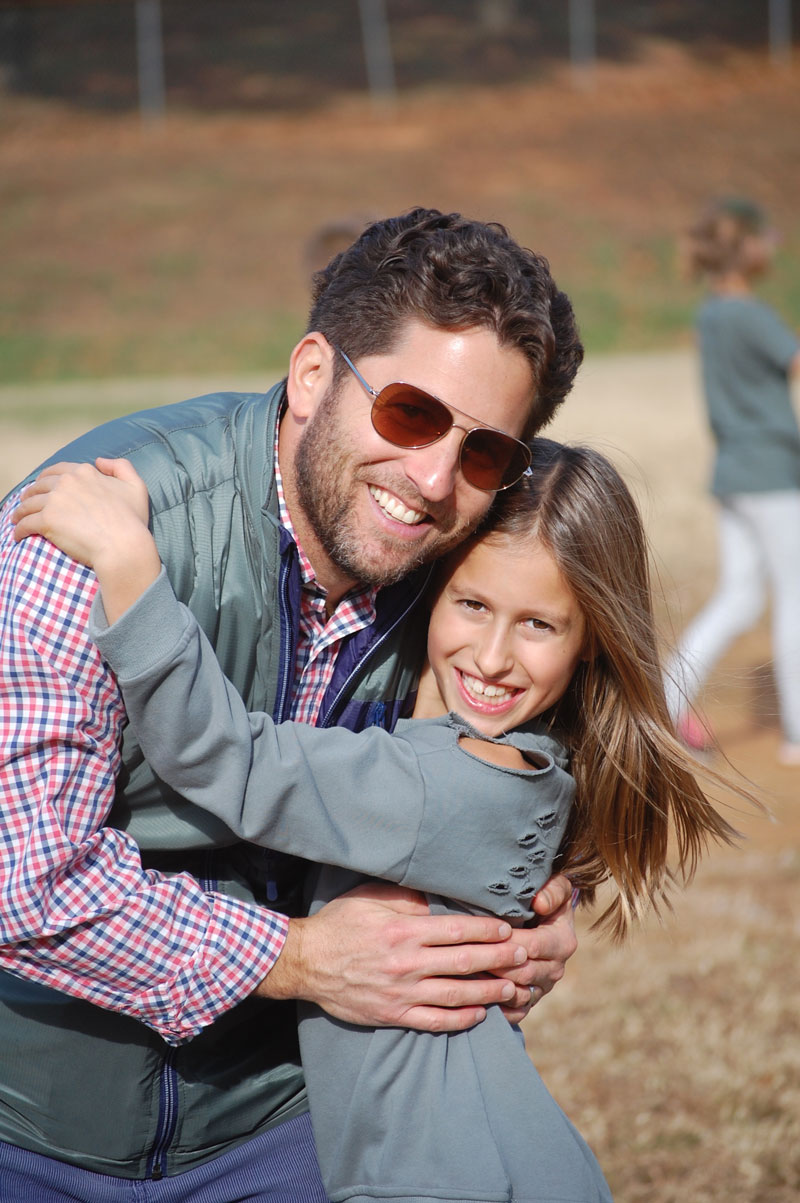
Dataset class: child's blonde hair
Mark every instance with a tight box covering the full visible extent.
[479,438,742,939]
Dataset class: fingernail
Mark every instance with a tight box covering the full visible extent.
[501,982,515,1000]
[513,946,526,964]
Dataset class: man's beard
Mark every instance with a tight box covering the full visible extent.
[293,383,461,589]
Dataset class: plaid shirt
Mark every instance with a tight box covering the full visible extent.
[0,495,290,1046]
[274,434,378,725]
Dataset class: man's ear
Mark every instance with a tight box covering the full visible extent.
[285,332,335,420]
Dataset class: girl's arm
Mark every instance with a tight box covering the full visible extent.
[92,570,574,921]
[12,461,574,919]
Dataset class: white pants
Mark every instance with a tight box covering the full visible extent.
[665,490,800,744]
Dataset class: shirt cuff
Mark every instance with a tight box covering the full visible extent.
[90,566,192,681]
[132,899,290,1045]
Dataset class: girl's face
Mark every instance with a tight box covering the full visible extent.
[425,534,587,737]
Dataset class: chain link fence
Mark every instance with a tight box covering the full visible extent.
[0,0,793,113]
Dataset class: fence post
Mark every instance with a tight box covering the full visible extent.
[358,0,397,107]
[768,0,792,66]
[136,0,166,121]
[569,0,596,89]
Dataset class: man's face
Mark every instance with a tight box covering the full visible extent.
[291,321,535,595]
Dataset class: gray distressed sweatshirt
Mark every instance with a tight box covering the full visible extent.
[91,569,613,1203]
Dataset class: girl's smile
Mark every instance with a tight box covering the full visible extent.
[422,532,588,737]
[455,669,522,714]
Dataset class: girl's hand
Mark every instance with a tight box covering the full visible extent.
[13,457,151,569]
[12,457,162,623]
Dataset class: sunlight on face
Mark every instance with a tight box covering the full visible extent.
[423,534,587,737]
[292,320,534,598]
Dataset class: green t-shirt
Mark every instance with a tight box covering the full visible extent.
[697,294,800,496]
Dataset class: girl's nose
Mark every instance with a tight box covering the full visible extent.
[473,627,514,679]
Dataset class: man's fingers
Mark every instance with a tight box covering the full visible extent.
[500,957,565,995]
[400,976,536,1032]
[408,973,517,1010]
[499,984,541,1024]
[408,933,527,982]
[394,1005,488,1034]
[422,916,514,949]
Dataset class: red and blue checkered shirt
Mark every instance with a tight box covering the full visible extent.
[274,440,378,725]
[0,447,377,1045]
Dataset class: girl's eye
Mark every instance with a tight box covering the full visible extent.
[460,598,486,612]
[524,617,552,632]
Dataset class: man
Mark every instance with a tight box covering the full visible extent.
[0,208,583,1201]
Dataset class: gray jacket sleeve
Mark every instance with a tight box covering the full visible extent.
[91,569,575,920]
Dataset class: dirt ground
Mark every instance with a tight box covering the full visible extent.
[2,350,798,1201]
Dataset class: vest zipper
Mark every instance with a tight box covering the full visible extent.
[265,553,298,903]
[275,552,296,725]
[322,568,432,728]
[146,855,216,1179]
[146,1046,179,1180]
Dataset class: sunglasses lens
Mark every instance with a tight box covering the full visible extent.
[370,379,530,492]
[462,430,530,491]
[371,384,452,448]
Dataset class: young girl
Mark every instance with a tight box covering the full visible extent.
[13,438,740,1203]
[665,196,800,762]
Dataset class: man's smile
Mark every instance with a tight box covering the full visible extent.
[368,485,429,528]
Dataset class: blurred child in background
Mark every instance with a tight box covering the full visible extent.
[665,197,800,766]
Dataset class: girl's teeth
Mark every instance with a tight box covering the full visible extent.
[370,487,425,526]
[462,673,514,701]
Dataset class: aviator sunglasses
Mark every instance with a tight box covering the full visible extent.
[334,346,532,492]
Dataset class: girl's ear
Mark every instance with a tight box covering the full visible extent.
[285,332,336,421]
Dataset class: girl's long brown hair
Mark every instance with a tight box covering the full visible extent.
[482,438,746,939]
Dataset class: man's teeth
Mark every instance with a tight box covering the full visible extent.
[370,487,425,526]
[461,673,515,702]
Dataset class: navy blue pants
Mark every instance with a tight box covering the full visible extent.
[0,1113,329,1203]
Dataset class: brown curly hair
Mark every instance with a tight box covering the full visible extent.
[307,207,583,438]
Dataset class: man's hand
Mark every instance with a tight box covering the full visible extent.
[255,882,532,1033]
[255,876,577,1032]
[496,873,577,1024]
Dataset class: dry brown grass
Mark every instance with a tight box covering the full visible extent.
[2,40,799,380]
